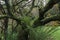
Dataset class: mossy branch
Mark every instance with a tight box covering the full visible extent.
[33,0,60,27]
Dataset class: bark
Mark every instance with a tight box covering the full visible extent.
[4,18,8,40]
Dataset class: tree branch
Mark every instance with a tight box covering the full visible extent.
[39,0,60,20]
[33,14,60,27]
[26,0,35,16]
[0,15,21,24]
[13,0,23,6]
[40,15,60,25]
[33,0,60,27]
[4,0,13,16]
[13,0,28,6]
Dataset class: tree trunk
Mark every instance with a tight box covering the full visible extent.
[4,18,8,40]
[17,29,29,40]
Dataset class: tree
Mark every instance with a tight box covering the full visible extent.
[0,0,60,40]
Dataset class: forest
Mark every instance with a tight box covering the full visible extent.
[0,0,60,40]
